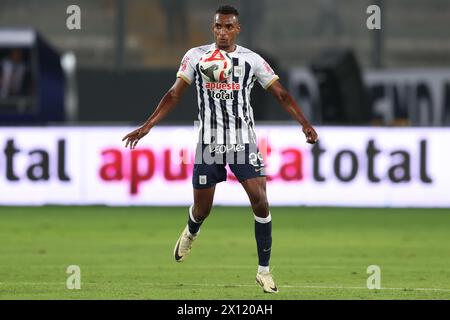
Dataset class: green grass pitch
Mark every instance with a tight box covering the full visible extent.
[0,206,449,300]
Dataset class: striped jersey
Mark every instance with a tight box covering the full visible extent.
[176,43,279,144]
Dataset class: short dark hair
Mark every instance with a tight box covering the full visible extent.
[216,5,239,17]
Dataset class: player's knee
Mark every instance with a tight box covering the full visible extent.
[252,198,269,218]
[193,204,212,221]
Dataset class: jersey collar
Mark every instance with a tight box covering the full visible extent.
[211,43,240,55]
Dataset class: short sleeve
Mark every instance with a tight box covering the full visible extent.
[254,54,279,90]
[176,50,195,85]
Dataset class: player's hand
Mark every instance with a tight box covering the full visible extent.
[302,125,318,144]
[122,125,151,149]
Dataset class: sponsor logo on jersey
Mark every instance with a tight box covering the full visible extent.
[205,82,241,100]
[211,90,234,100]
[208,144,245,154]
[205,82,241,90]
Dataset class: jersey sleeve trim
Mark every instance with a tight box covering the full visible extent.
[264,75,279,90]
[176,72,192,85]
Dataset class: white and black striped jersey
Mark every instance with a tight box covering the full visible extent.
[176,43,279,144]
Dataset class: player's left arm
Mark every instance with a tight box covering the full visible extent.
[267,80,318,144]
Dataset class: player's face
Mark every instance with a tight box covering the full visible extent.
[212,14,240,51]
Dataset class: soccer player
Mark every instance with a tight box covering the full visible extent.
[122,5,318,293]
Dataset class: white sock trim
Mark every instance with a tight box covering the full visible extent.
[258,265,270,273]
[186,225,195,237]
[189,204,199,223]
[254,212,271,224]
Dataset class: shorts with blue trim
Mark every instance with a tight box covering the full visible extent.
[192,143,266,189]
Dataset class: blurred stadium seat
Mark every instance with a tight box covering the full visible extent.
[311,48,372,125]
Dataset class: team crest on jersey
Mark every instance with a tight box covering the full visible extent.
[233,66,243,77]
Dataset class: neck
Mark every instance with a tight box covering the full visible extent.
[217,43,236,53]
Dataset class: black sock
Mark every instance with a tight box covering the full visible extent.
[187,205,203,235]
[255,215,272,267]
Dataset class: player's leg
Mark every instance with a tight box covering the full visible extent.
[188,146,226,234]
[240,176,278,293]
[173,185,216,262]
[174,143,226,262]
[229,144,273,273]
[241,176,272,269]
[188,186,216,235]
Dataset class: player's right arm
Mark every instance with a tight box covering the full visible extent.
[122,75,190,149]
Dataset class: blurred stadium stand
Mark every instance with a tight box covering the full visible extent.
[2,0,449,69]
[0,0,449,124]
[311,49,372,125]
